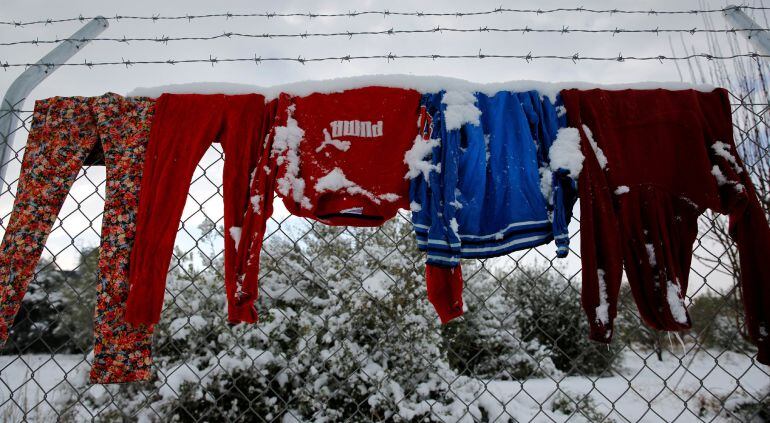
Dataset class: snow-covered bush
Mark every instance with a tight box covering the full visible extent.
[5,248,98,354]
[67,217,487,422]
[688,291,755,353]
[507,265,619,375]
[441,263,560,380]
[60,217,624,420]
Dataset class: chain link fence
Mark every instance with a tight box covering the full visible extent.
[1,15,770,423]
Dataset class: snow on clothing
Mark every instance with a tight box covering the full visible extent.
[229,87,422,321]
[125,94,278,325]
[231,101,281,314]
[562,88,770,365]
[271,87,422,227]
[408,90,576,323]
[0,94,156,383]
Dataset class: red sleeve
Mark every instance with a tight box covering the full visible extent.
[228,97,284,323]
[704,89,770,364]
[562,90,625,344]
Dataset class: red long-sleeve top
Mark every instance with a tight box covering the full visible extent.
[562,88,770,365]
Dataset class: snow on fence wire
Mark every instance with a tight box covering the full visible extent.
[0,8,769,423]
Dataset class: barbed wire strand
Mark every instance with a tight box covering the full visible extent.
[2,26,768,47]
[0,52,766,70]
[0,5,767,27]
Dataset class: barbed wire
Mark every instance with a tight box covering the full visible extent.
[0,5,767,27]
[2,25,768,47]
[0,51,766,70]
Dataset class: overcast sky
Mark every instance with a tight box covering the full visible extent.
[0,0,759,293]
[1,0,740,97]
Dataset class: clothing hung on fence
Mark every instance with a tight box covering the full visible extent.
[124,93,278,326]
[0,93,156,383]
[407,90,578,323]
[271,87,422,227]
[561,88,770,365]
[229,87,422,320]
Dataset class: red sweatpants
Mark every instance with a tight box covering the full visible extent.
[125,94,276,325]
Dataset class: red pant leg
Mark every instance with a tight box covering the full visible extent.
[231,99,281,321]
[219,94,270,323]
[126,94,225,325]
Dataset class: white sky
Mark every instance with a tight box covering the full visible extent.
[0,0,759,295]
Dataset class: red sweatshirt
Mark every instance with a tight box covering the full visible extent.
[562,88,770,365]
[271,87,421,226]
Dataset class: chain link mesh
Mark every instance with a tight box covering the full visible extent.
[0,66,769,423]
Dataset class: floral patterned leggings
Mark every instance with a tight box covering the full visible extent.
[0,93,155,383]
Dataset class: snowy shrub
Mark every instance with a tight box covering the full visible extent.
[507,265,620,375]
[5,248,98,354]
[688,291,755,353]
[67,218,488,422]
[442,264,560,380]
[58,217,624,421]
[731,390,770,422]
[550,392,609,422]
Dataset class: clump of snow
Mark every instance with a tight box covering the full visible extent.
[273,104,312,209]
[361,270,395,299]
[316,129,351,153]
[314,167,398,204]
[404,135,440,180]
[666,280,689,325]
[614,186,630,195]
[168,315,208,341]
[442,91,481,130]
[449,218,460,238]
[582,125,608,170]
[250,194,263,214]
[711,165,729,186]
[409,201,422,212]
[595,269,610,327]
[548,127,584,177]
[712,141,743,174]
[449,188,463,209]
[379,193,401,202]
[539,167,553,203]
[645,243,657,266]
[680,196,699,210]
[229,227,242,250]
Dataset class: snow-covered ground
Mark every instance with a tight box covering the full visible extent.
[479,350,768,422]
[0,350,766,422]
[0,354,89,422]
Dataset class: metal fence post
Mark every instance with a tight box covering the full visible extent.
[723,5,770,56]
[0,16,108,189]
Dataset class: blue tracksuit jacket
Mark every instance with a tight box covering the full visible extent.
[409,90,576,267]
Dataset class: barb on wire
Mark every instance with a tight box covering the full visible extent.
[2,25,768,47]
[1,51,766,69]
[1,5,768,27]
